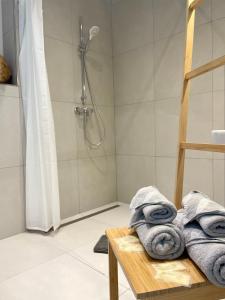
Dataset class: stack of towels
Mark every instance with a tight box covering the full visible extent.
[130,186,185,260]
[175,191,225,287]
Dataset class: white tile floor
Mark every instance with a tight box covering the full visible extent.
[0,205,136,300]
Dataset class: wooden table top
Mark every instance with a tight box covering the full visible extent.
[106,227,210,299]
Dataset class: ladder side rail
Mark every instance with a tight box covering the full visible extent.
[174,0,196,209]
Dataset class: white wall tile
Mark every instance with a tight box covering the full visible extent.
[155,98,179,157]
[84,51,114,106]
[195,0,212,26]
[156,157,177,201]
[117,155,155,203]
[184,158,213,197]
[112,0,153,54]
[153,0,185,41]
[213,159,225,205]
[187,92,213,159]
[43,0,73,44]
[191,23,213,95]
[78,156,117,212]
[0,97,24,168]
[154,33,184,100]
[116,102,155,156]
[45,37,75,101]
[212,0,225,20]
[0,167,25,239]
[114,44,154,104]
[212,18,225,91]
[52,101,78,161]
[76,106,115,158]
[58,160,80,219]
[213,90,225,159]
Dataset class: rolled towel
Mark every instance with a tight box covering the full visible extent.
[182,191,225,237]
[175,211,225,287]
[130,186,177,226]
[135,222,185,260]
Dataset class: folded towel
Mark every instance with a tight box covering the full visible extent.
[175,211,225,287]
[130,186,177,226]
[182,191,225,237]
[135,222,185,260]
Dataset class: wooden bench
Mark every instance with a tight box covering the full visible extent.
[106,227,225,300]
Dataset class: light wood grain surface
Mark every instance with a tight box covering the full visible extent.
[106,228,222,299]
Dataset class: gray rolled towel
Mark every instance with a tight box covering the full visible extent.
[135,222,185,260]
[130,186,177,227]
[182,191,225,237]
[175,211,225,287]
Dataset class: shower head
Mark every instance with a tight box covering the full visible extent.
[89,26,100,41]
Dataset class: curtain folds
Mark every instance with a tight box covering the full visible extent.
[18,0,61,231]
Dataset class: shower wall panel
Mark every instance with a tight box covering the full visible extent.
[43,0,116,219]
[113,0,225,205]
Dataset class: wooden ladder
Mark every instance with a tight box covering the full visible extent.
[175,0,225,208]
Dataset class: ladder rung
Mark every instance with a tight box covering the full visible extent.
[189,0,204,10]
[185,55,225,80]
[181,142,225,153]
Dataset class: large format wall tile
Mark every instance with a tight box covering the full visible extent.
[84,51,114,106]
[212,18,225,91]
[52,101,78,161]
[153,0,211,41]
[213,90,225,159]
[76,106,115,159]
[116,102,155,156]
[156,157,213,202]
[184,158,213,197]
[43,0,73,44]
[58,160,79,219]
[155,98,179,157]
[212,0,225,21]
[154,33,184,100]
[191,23,213,95]
[45,37,75,101]
[112,0,153,55]
[117,155,155,203]
[187,92,213,159]
[153,0,185,41]
[0,167,25,239]
[78,156,117,212]
[114,44,154,105]
[0,96,23,168]
[156,157,177,201]
[213,159,225,205]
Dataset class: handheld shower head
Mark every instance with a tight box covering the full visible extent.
[89,26,100,41]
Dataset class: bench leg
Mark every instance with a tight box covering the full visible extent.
[109,242,119,300]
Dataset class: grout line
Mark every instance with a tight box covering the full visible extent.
[0,253,66,286]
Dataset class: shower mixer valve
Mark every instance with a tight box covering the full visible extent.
[74,106,93,117]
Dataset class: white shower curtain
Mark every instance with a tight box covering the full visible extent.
[18,0,61,231]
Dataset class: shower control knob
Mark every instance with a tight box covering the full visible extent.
[74,106,93,117]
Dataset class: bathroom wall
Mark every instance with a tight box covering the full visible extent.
[113,0,225,205]
[0,85,25,239]
[43,0,116,219]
